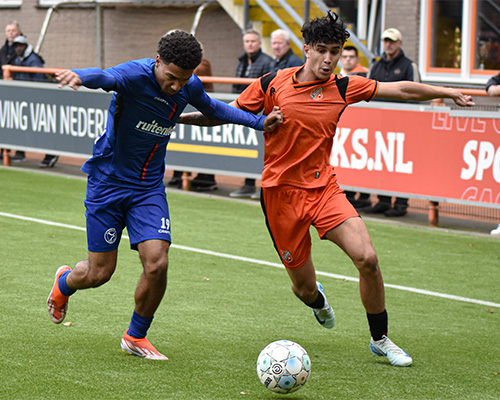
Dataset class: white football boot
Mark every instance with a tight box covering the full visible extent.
[370,335,412,367]
[312,282,335,329]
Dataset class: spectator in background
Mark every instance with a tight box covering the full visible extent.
[0,21,21,78]
[0,21,22,162]
[339,45,371,210]
[168,55,218,191]
[10,36,59,168]
[485,72,500,236]
[485,71,500,96]
[230,29,273,199]
[12,36,46,81]
[189,56,219,191]
[270,29,303,72]
[340,45,368,77]
[364,28,419,217]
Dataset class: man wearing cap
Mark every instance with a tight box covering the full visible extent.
[364,28,419,217]
[368,28,419,86]
[12,35,46,81]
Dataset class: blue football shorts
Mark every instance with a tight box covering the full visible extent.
[84,178,171,252]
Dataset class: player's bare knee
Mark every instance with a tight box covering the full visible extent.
[144,257,169,281]
[87,267,114,287]
[84,258,116,287]
[354,250,379,275]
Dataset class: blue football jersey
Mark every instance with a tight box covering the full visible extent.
[74,58,264,188]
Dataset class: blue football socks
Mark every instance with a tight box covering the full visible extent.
[58,270,76,296]
[128,311,153,339]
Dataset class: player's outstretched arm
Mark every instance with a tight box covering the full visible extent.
[178,103,283,132]
[376,81,475,107]
[177,111,221,127]
[56,70,82,90]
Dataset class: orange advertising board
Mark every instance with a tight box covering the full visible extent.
[332,105,500,208]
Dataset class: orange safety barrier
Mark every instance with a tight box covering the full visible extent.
[2,65,490,97]
[2,65,63,80]
[457,88,489,97]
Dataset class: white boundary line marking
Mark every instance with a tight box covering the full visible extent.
[2,211,499,309]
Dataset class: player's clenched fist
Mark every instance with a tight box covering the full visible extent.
[263,106,284,132]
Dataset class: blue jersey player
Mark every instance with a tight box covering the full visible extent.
[47,30,283,360]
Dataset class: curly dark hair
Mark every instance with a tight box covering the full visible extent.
[301,11,350,46]
[157,30,202,70]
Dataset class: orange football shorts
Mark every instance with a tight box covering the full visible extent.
[261,179,359,269]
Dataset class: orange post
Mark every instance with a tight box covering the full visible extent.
[3,149,11,166]
[428,201,439,227]
[182,172,192,191]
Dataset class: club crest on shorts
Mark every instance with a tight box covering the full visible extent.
[104,228,117,244]
[280,250,293,263]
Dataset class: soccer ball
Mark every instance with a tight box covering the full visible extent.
[256,340,311,394]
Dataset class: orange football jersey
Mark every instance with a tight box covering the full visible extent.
[236,66,378,188]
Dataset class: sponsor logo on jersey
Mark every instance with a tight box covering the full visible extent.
[135,120,174,137]
[280,250,293,263]
[154,96,169,105]
[310,87,324,101]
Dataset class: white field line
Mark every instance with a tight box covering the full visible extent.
[2,211,500,309]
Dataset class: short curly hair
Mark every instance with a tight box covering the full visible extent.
[157,30,202,70]
[301,11,350,46]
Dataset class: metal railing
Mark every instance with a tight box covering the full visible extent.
[2,65,489,98]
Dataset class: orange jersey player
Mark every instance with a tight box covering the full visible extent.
[178,11,473,367]
[236,67,377,190]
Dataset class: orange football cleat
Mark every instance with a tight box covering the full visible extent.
[121,329,168,360]
[47,265,71,324]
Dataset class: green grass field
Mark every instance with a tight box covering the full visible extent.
[0,168,499,399]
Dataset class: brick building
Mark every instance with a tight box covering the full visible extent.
[1,0,498,93]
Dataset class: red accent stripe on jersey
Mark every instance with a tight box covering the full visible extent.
[168,103,178,120]
[141,143,159,180]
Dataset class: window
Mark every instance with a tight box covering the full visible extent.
[429,0,463,70]
[472,0,500,71]
[420,0,499,85]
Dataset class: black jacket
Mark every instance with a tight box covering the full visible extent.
[485,72,500,93]
[0,39,18,78]
[271,48,303,72]
[368,49,419,102]
[232,48,273,93]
